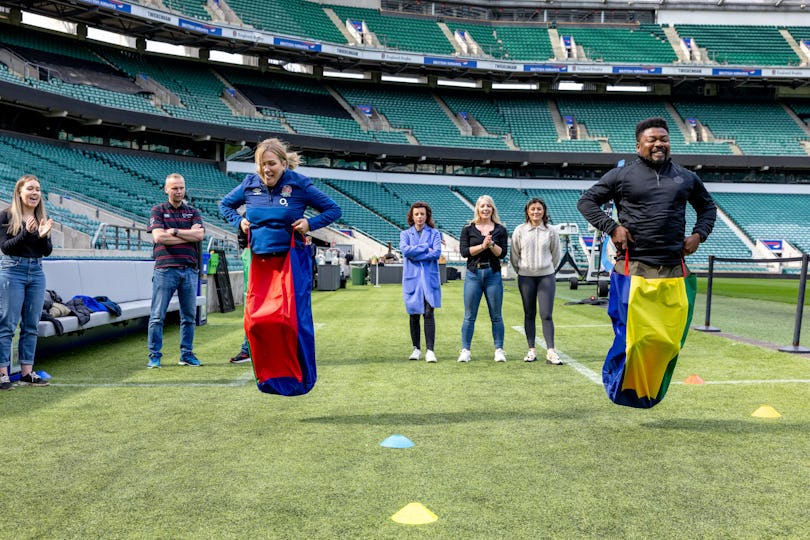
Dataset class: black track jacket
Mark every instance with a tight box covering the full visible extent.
[577,157,717,267]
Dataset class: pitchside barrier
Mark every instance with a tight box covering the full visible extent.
[694,253,810,353]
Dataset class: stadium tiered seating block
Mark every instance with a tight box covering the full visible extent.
[559,25,677,64]
[329,6,454,55]
[555,96,733,155]
[223,0,345,43]
[672,100,810,156]
[674,24,800,66]
[496,96,601,152]
[712,193,810,254]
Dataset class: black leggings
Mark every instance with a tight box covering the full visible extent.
[409,301,435,350]
[517,274,556,349]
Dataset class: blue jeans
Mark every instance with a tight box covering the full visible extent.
[461,266,504,350]
[0,256,46,369]
[147,266,198,361]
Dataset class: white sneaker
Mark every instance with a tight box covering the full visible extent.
[494,348,507,362]
[523,350,537,362]
[457,349,471,363]
[546,349,563,365]
[425,350,437,363]
[408,348,421,361]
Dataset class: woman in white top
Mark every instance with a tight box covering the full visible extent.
[510,198,562,364]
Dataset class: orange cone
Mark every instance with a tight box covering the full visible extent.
[683,374,705,384]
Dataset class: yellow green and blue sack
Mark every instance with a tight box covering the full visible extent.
[603,260,697,408]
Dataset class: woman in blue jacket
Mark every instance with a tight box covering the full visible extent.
[220,138,341,254]
[219,138,341,394]
[399,202,442,363]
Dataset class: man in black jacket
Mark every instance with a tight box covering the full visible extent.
[577,117,716,277]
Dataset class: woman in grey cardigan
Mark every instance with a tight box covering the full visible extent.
[510,198,562,364]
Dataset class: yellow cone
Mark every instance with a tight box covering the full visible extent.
[751,405,782,418]
[391,502,438,525]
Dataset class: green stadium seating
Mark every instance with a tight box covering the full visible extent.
[163,0,212,21]
[556,96,733,155]
[225,0,346,43]
[329,6,454,55]
[674,25,800,66]
[559,25,677,64]
[336,84,509,150]
[487,26,555,61]
[312,178,402,246]
[712,192,810,254]
[495,96,601,152]
[672,100,809,156]
[381,182,472,238]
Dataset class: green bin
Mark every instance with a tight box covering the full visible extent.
[351,265,367,286]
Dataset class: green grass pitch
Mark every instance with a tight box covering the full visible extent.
[2,278,808,538]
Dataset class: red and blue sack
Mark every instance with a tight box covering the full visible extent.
[603,256,697,408]
[244,233,316,396]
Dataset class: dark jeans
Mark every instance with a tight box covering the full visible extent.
[147,266,198,361]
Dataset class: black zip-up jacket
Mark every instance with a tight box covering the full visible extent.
[577,157,717,267]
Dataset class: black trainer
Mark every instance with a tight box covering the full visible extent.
[229,352,251,364]
[18,372,49,386]
[0,374,13,391]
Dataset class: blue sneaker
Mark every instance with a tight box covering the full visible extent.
[179,355,202,367]
[147,358,161,369]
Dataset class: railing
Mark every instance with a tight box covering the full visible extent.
[92,223,151,251]
[695,253,810,353]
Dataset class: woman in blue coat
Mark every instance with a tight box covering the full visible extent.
[400,202,442,363]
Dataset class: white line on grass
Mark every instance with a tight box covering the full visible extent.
[673,379,810,385]
[510,325,601,384]
[49,381,251,388]
[49,365,259,389]
[509,326,810,387]
[554,324,612,328]
[45,326,327,389]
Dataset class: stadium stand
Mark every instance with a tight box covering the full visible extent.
[0,133,237,237]
[324,178,410,229]
[555,96,734,155]
[673,24,800,66]
[335,84,510,150]
[222,0,346,44]
[311,178,403,247]
[482,25,556,61]
[712,193,810,254]
[162,0,212,21]
[3,19,809,157]
[380,182,472,237]
[557,24,677,64]
[328,6,454,54]
[0,9,808,280]
[0,25,161,115]
[495,96,602,152]
[671,99,810,156]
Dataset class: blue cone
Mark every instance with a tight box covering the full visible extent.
[36,370,52,379]
[380,434,414,449]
